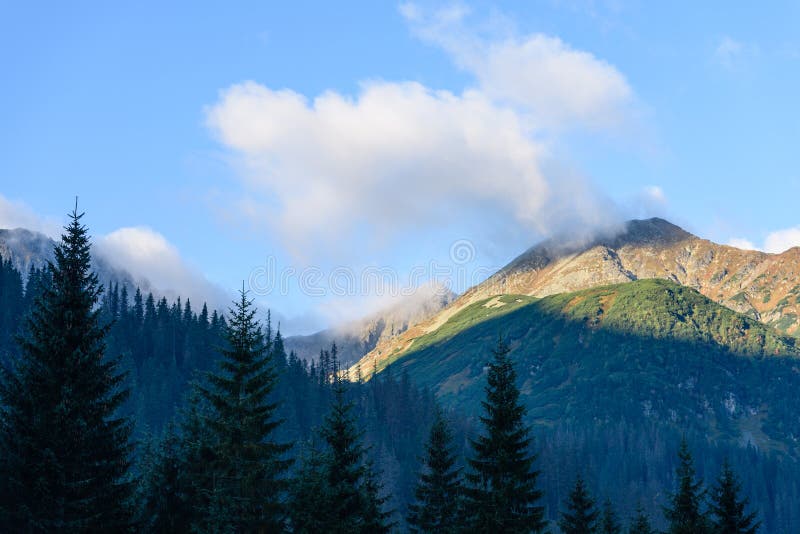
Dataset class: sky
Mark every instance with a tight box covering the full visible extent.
[2,1,800,334]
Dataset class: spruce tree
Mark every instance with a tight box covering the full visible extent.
[407,408,463,533]
[289,446,331,533]
[361,459,394,533]
[559,475,599,534]
[0,205,133,531]
[319,372,366,532]
[663,439,709,534]
[137,424,194,533]
[600,498,622,534]
[627,503,655,534]
[464,337,545,533]
[290,361,392,533]
[197,288,291,531]
[709,460,759,534]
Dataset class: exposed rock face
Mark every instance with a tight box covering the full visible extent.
[355,218,800,373]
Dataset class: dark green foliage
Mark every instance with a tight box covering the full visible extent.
[710,460,760,534]
[600,499,622,534]
[0,207,133,531]
[136,425,194,532]
[627,503,655,534]
[664,439,709,534]
[290,362,393,533]
[195,288,291,531]
[361,459,394,533]
[559,475,599,534]
[0,254,24,362]
[319,375,369,532]
[407,408,463,533]
[371,278,800,530]
[464,337,545,533]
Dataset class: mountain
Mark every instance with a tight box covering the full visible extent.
[285,286,456,365]
[357,218,800,372]
[361,279,799,433]
[352,278,800,530]
[342,220,800,530]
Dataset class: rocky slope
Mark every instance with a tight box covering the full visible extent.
[353,218,800,373]
[285,287,456,365]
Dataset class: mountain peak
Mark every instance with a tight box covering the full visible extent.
[610,217,693,248]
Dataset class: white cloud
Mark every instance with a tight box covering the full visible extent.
[207,81,559,256]
[95,227,229,309]
[401,3,635,129]
[727,237,757,251]
[763,227,800,253]
[206,7,638,262]
[728,227,800,254]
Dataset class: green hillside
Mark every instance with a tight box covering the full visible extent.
[384,279,800,452]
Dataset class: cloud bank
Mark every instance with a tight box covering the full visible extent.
[95,227,230,309]
[728,227,800,254]
[206,4,640,262]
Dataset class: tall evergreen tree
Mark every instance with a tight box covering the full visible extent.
[663,439,709,534]
[709,460,759,534]
[559,475,599,534]
[407,408,463,533]
[136,424,194,533]
[197,287,291,531]
[290,359,392,533]
[0,205,133,531]
[600,498,622,534]
[627,503,655,534]
[464,337,545,533]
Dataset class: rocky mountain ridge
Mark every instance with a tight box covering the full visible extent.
[353,218,800,373]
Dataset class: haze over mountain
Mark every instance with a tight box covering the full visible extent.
[285,285,456,365]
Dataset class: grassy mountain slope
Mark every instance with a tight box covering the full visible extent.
[365,279,800,454]
[357,219,800,375]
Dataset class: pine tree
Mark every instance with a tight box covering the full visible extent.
[559,475,599,534]
[600,498,622,534]
[709,460,759,534]
[464,337,545,533]
[627,503,655,534]
[196,287,291,531]
[0,205,133,531]
[407,408,463,533]
[663,439,709,534]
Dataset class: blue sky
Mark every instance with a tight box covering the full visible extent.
[2,1,800,333]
